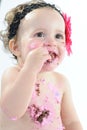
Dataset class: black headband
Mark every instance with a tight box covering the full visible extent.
[8,2,63,39]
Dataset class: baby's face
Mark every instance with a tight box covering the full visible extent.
[16,7,66,70]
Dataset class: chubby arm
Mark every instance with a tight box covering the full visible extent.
[61,76,83,130]
[1,66,37,120]
[1,47,50,120]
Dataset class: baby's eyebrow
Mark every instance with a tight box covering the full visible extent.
[33,28,46,32]
[55,30,65,34]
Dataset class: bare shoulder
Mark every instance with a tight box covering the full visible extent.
[52,71,70,89]
[1,65,20,94]
[1,65,20,81]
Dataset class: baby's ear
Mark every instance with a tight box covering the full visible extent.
[9,38,21,57]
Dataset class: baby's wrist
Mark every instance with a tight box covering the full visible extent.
[22,64,38,77]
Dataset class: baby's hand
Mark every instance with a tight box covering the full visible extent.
[25,47,51,73]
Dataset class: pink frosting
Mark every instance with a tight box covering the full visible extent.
[27,79,64,129]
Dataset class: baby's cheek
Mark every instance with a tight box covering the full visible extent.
[28,43,38,50]
[27,40,42,51]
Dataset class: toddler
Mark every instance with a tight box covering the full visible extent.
[0,0,83,130]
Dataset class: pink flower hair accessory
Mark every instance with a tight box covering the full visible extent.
[63,13,72,55]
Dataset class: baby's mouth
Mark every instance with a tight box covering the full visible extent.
[46,51,58,64]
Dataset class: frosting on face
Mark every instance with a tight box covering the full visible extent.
[27,40,43,51]
[27,40,60,71]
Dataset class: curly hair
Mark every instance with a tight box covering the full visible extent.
[0,0,72,60]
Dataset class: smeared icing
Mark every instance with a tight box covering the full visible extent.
[48,83,61,103]
[27,79,64,129]
[28,104,49,124]
[35,83,40,96]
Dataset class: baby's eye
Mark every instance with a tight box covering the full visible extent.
[55,33,64,39]
[35,32,45,37]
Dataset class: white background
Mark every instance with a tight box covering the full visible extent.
[0,0,87,129]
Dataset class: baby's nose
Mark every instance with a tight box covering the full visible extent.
[43,41,56,47]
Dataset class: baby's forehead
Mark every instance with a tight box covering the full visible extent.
[19,8,64,29]
[23,7,63,23]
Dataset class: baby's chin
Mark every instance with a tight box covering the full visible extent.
[41,58,59,72]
